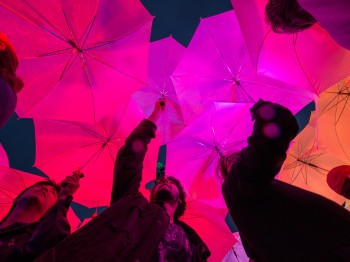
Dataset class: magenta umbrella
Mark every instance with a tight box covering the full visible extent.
[171,10,312,123]
[166,102,253,208]
[231,0,350,97]
[0,0,152,123]
[132,37,186,143]
[33,99,161,205]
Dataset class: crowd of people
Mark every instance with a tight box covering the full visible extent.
[1,0,350,261]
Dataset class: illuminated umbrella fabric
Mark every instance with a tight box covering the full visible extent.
[166,102,253,208]
[317,77,350,162]
[34,99,161,205]
[0,166,44,219]
[0,0,152,123]
[171,10,312,122]
[181,201,237,262]
[0,143,9,167]
[230,0,350,96]
[132,37,186,143]
[279,112,347,205]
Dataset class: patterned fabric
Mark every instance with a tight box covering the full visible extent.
[156,223,192,262]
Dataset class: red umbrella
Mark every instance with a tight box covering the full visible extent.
[181,201,237,261]
[0,0,152,123]
[34,99,161,204]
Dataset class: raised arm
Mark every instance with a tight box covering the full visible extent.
[110,99,164,205]
[233,100,299,184]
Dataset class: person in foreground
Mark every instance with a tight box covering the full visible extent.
[0,172,81,261]
[0,33,24,128]
[221,100,350,261]
[36,99,210,262]
[265,0,350,50]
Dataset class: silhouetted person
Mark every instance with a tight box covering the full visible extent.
[221,100,350,261]
[0,172,80,261]
[0,33,24,128]
[265,0,350,50]
[36,99,210,262]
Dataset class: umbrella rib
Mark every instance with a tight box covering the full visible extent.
[82,52,146,85]
[202,21,234,77]
[83,18,153,51]
[0,2,67,43]
[80,144,106,170]
[57,0,78,44]
[293,33,318,95]
[319,93,342,115]
[38,47,73,57]
[334,122,350,161]
[80,8,97,48]
[335,94,349,125]
[78,53,97,124]
[59,51,78,80]
[255,27,271,73]
[0,187,16,200]
[22,0,68,38]
[236,47,248,79]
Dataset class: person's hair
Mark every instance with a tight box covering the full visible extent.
[150,176,187,221]
[217,153,240,180]
[0,33,24,93]
[0,180,61,224]
[265,0,317,34]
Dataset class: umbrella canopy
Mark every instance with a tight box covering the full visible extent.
[0,166,44,219]
[181,201,237,262]
[230,0,350,96]
[166,102,253,208]
[317,77,350,162]
[132,37,186,142]
[171,10,312,122]
[33,99,160,204]
[279,112,347,205]
[0,0,152,123]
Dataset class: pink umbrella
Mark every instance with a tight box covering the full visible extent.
[34,99,161,205]
[0,166,44,219]
[166,102,253,208]
[231,0,350,97]
[0,0,152,123]
[132,37,186,143]
[171,10,312,122]
[181,201,237,261]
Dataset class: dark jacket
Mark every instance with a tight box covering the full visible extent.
[36,119,209,262]
[222,101,350,262]
[0,196,72,261]
[0,75,16,128]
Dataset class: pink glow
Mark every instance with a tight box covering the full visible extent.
[172,10,313,123]
[34,99,160,204]
[167,102,253,209]
[231,0,350,96]
[0,0,152,124]
[132,37,186,143]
